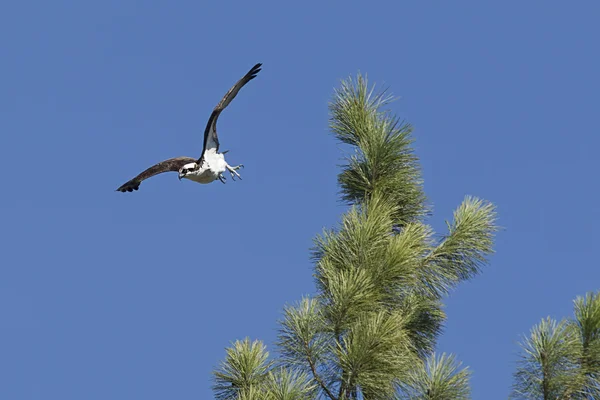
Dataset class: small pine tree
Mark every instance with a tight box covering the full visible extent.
[511,291,600,399]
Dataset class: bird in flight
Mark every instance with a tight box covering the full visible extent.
[116,63,262,193]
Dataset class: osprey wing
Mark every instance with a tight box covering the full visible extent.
[116,156,196,192]
[198,63,262,162]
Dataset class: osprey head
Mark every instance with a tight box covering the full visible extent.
[178,162,198,180]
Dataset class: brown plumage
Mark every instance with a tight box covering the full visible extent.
[116,157,196,192]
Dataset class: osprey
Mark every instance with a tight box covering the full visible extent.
[116,63,262,193]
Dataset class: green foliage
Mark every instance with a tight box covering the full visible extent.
[336,311,417,398]
[278,298,330,371]
[398,353,472,400]
[329,74,426,226]
[213,339,318,400]
[420,196,498,298]
[396,293,445,359]
[264,369,318,400]
[511,318,579,399]
[511,292,600,399]
[213,338,272,400]
[212,74,497,399]
[572,292,600,397]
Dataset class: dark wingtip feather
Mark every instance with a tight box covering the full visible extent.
[248,63,262,80]
[116,181,140,193]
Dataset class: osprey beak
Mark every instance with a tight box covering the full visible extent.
[178,173,183,181]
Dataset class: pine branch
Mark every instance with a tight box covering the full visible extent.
[571,292,600,397]
[336,311,418,398]
[398,353,471,400]
[307,350,337,400]
[276,298,337,400]
[329,74,427,225]
[396,292,445,359]
[212,338,273,400]
[510,318,580,399]
[264,368,317,400]
[421,196,497,297]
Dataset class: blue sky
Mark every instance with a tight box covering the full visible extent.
[1,1,599,398]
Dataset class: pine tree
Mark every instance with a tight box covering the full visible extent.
[511,291,600,399]
[212,74,498,399]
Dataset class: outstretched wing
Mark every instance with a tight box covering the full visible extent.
[116,156,196,193]
[198,63,262,162]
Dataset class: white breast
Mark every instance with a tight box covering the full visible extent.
[204,150,227,173]
[184,150,227,184]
